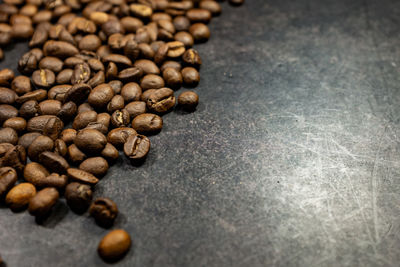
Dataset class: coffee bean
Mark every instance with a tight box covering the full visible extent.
[0,167,17,197]
[28,187,59,217]
[134,59,160,75]
[64,83,91,104]
[11,23,34,39]
[48,85,71,101]
[88,84,115,109]
[39,57,64,73]
[189,23,210,43]
[120,16,143,33]
[152,12,172,22]
[123,134,150,163]
[56,69,73,84]
[0,128,18,145]
[79,157,109,177]
[5,183,36,212]
[158,19,175,35]
[106,62,118,80]
[110,109,130,128]
[67,168,99,186]
[0,68,14,86]
[229,0,244,6]
[88,58,105,72]
[125,101,147,119]
[38,151,69,174]
[19,100,40,120]
[130,4,153,18]
[0,87,17,104]
[0,145,26,173]
[17,89,47,104]
[186,8,212,24]
[146,87,175,113]
[121,82,142,102]
[103,54,132,67]
[0,104,18,123]
[163,67,182,89]
[161,60,182,72]
[58,101,77,122]
[43,40,79,58]
[18,51,38,74]
[65,182,93,214]
[107,95,125,113]
[27,115,64,140]
[32,69,55,88]
[0,143,14,158]
[131,113,163,135]
[88,71,106,88]
[3,117,27,133]
[108,80,123,94]
[32,10,51,24]
[181,67,200,87]
[96,112,111,128]
[182,48,202,67]
[140,88,157,102]
[20,4,38,17]
[140,74,165,90]
[0,24,12,47]
[77,103,94,114]
[174,31,194,47]
[60,129,77,145]
[85,122,108,135]
[101,143,119,162]
[0,48,3,60]
[138,43,155,59]
[63,57,84,68]
[101,20,124,36]
[54,139,67,157]
[18,132,41,149]
[89,11,109,25]
[39,100,62,116]
[11,75,31,95]
[79,34,102,51]
[107,127,136,148]
[90,197,118,228]
[98,229,131,262]
[67,144,87,164]
[199,1,221,15]
[71,63,91,85]
[28,135,54,161]
[178,91,199,111]
[74,128,107,154]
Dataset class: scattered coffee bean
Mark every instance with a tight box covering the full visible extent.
[124,134,150,163]
[67,168,99,186]
[147,87,176,113]
[5,183,36,212]
[178,91,199,111]
[90,197,118,228]
[98,229,131,262]
[65,182,93,214]
[28,187,59,218]
[181,67,200,87]
[79,157,109,177]
[131,113,163,135]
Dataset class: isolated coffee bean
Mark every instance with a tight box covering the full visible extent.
[181,67,200,87]
[39,57,64,73]
[6,183,36,211]
[67,168,99,186]
[18,132,41,149]
[65,182,93,214]
[111,109,130,128]
[182,49,202,68]
[27,115,64,140]
[163,67,182,88]
[17,89,47,104]
[98,229,131,262]
[64,83,91,104]
[133,59,160,75]
[79,157,109,177]
[147,88,175,113]
[178,91,199,111]
[0,167,17,197]
[38,151,69,174]
[88,84,114,109]
[28,187,59,217]
[0,104,18,123]
[3,117,27,133]
[90,197,118,228]
[57,101,77,122]
[23,162,49,184]
[74,128,107,154]
[28,135,54,161]
[131,113,163,135]
[32,69,55,88]
[0,87,17,104]
[39,100,62,116]
[56,69,73,84]
[68,144,87,164]
[140,74,165,90]
[107,127,136,148]
[11,75,31,95]
[0,128,18,145]
[123,134,150,163]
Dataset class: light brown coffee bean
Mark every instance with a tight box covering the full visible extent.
[98,229,131,262]
[6,183,36,211]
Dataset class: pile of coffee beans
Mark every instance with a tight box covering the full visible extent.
[0,0,243,263]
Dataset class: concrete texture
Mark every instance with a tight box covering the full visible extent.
[1,0,400,266]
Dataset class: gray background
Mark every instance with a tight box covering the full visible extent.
[1,0,400,266]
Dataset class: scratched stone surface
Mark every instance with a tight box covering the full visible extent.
[1,0,400,266]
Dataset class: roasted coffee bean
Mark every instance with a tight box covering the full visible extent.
[108,33,124,50]
[0,87,17,104]
[36,173,68,189]
[0,104,18,123]
[57,101,77,121]
[68,17,97,35]
[178,91,199,111]
[19,100,40,119]
[48,24,75,44]
[39,151,69,174]
[18,132,41,149]
[32,69,55,88]
[85,122,108,135]
[27,115,64,140]
[107,95,125,113]
[3,117,26,133]
[0,143,14,158]
[157,19,175,35]
[48,85,71,101]
[147,87,175,113]
[0,167,17,197]
[0,145,26,173]
[98,229,131,262]
[23,162,49,185]
[166,41,185,57]
[118,67,143,83]
[161,60,182,72]
[97,45,112,59]
[5,183,36,212]
[90,197,118,227]
[88,71,106,88]
[138,43,155,60]
[107,127,136,148]
[73,110,98,130]
[0,48,3,60]
[186,8,212,23]
[103,54,132,67]
[108,80,123,94]
[74,128,107,154]
[0,24,12,47]
[101,20,124,36]
[11,75,31,95]
[120,16,143,33]
[130,4,152,18]
[43,40,79,58]
[181,67,200,86]
[0,69,14,86]
[131,113,163,135]
[153,43,168,65]
[123,134,150,163]
[79,157,109,177]
[79,34,102,51]
[32,10,52,24]
[65,182,93,214]
[39,100,62,116]
[11,23,34,39]
[71,63,91,84]
[90,11,109,25]
[77,103,94,114]
[18,51,38,74]
[0,128,18,145]
[152,12,172,22]
[88,84,114,109]
[124,39,140,60]
[140,74,165,90]
[163,67,182,89]
[229,0,244,6]
[28,187,59,217]
[189,23,210,43]
[106,62,118,80]
[20,4,38,16]
[134,59,160,75]
[64,83,91,104]
[88,58,105,72]
[28,135,54,161]
[39,57,64,73]
[140,88,157,102]
[174,31,194,47]
[101,143,119,162]
[56,69,73,84]
[60,129,77,145]
[121,82,142,102]
[125,101,147,119]
[96,112,111,128]
[68,144,87,164]
[111,109,130,128]
[17,89,47,104]
[54,139,67,157]
[182,48,202,67]
[64,57,84,68]
[67,168,99,186]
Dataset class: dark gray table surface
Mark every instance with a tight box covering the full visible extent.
[1,0,400,266]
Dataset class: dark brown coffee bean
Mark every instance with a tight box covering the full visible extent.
[174,31,194,47]
[97,113,111,128]
[68,17,97,35]
[117,68,143,85]
[0,104,18,123]
[64,83,91,104]
[120,16,143,33]
[90,197,118,227]
[140,88,157,102]
[27,115,64,140]
[11,75,31,95]
[101,20,124,36]
[48,85,71,101]
[157,19,175,34]
[153,43,168,65]
[125,101,147,119]
[140,74,165,90]
[0,87,17,104]
[88,71,105,88]
[108,80,123,95]
[3,117,26,133]
[48,24,75,45]
[181,67,200,86]
[134,59,160,75]
[32,69,55,88]
[161,60,182,72]
[28,135,54,161]
[67,168,99,186]
[71,63,91,85]
[97,45,111,59]
[131,113,163,134]
[0,145,26,173]
[85,122,108,135]
[0,167,17,197]
[5,183,36,212]
[189,23,210,43]
[98,229,131,262]
[88,58,105,72]
[121,82,142,102]
[178,91,199,111]
[106,62,118,80]
[107,95,125,113]
[79,157,109,177]
[39,100,62,116]
[147,87,175,113]
[65,182,93,214]
[28,187,59,217]
[19,100,40,120]
[54,139,67,157]
[88,84,114,109]
[229,0,244,6]
[32,172,68,189]
[68,144,86,164]
[72,110,97,130]
[78,103,94,114]
[39,151,69,174]
[39,57,64,73]
[186,8,212,23]
[56,69,73,84]
[107,33,124,51]
[18,51,38,74]
[123,134,150,162]
[60,129,76,145]
[0,68,14,86]
[18,132,41,149]
[107,127,136,148]
[0,128,18,145]
[199,1,221,15]
[163,67,182,89]
[57,101,77,122]
[17,89,47,104]
[101,143,119,162]
[79,34,102,51]
[43,40,79,58]
[74,128,107,154]
[110,109,130,128]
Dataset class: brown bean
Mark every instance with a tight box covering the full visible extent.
[28,187,59,217]
[98,229,131,262]
[79,157,109,177]
[67,168,99,186]
[6,183,36,211]
[0,167,17,197]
